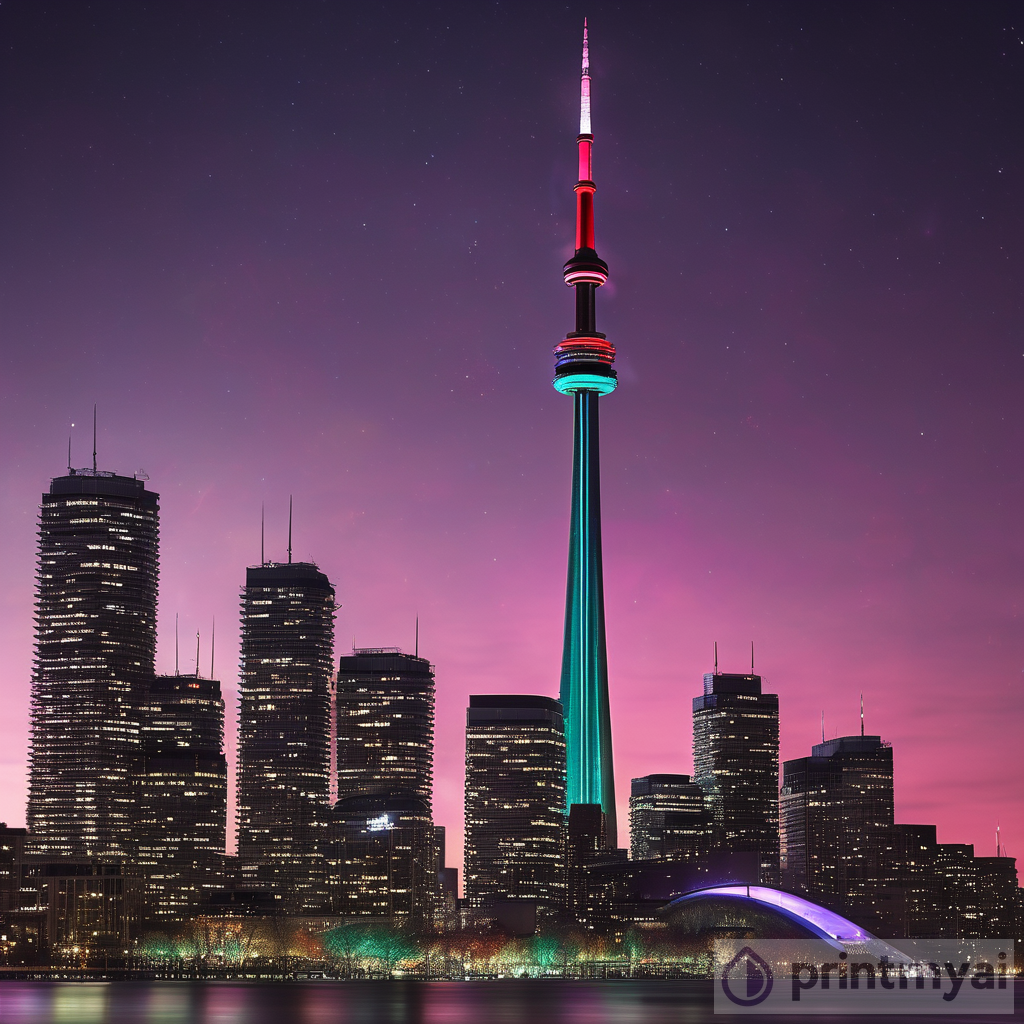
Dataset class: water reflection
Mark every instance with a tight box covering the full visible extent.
[0,980,1020,1024]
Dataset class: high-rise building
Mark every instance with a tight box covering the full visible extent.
[336,649,434,810]
[328,792,435,922]
[780,735,894,910]
[629,775,709,862]
[136,673,227,923]
[554,24,619,847]
[27,467,160,860]
[464,695,566,912]
[236,561,335,911]
[692,672,779,883]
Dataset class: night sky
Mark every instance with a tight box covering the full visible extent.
[1,2,1021,874]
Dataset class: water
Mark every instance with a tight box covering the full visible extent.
[0,980,1021,1023]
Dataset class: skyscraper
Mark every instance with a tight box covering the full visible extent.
[335,648,435,810]
[692,671,780,883]
[464,695,566,912]
[236,560,335,911]
[27,466,159,860]
[555,22,618,847]
[780,734,894,907]
[136,672,227,923]
[629,775,710,863]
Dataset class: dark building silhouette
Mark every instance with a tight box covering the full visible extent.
[236,561,335,911]
[629,775,709,862]
[692,672,779,883]
[328,792,435,922]
[780,735,894,913]
[136,673,227,923]
[27,469,159,860]
[335,649,434,810]
[464,695,566,912]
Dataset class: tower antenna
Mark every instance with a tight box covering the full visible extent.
[67,434,72,473]
[195,630,201,678]
[92,405,97,474]
[997,822,1001,857]
[860,693,864,737]
[751,640,754,675]
[210,616,216,679]
[415,616,419,658]
[175,613,179,676]
[821,710,825,744]
[714,641,718,674]
[261,503,265,565]
[287,495,293,564]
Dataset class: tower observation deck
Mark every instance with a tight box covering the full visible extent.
[554,22,618,848]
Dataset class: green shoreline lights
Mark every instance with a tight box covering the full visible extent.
[553,23,618,848]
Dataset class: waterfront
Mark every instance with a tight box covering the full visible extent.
[0,980,1022,1024]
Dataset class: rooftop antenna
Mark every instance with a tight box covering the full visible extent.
[860,693,864,737]
[997,823,1001,857]
[714,641,718,674]
[261,503,265,565]
[210,616,216,679]
[67,434,72,473]
[195,630,201,678]
[821,710,825,744]
[751,640,755,675]
[175,614,179,676]
[287,495,293,564]
[415,616,419,658]
[92,405,97,474]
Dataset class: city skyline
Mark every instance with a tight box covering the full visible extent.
[0,0,1020,883]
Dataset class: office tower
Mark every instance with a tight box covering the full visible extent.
[329,792,435,921]
[629,775,709,862]
[335,648,435,809]
[464,695,566,911]
[780,734,894,909]
[935,843,981,939]
[554,24,618,846]
[236,561,335,911]
[27,466,159,860]
[692,671,780,883]
[136,673,227,923]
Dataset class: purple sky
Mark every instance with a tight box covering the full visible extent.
[1,2,1021,874]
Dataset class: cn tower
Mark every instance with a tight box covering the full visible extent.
[554,22,617,848]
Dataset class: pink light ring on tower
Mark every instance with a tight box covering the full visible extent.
[554,336,616,366]
[563,265,608,287]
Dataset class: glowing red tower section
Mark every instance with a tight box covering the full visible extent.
[554,22,617,848]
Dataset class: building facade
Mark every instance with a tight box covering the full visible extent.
[27,470,160,860]
[629,774,709,862]
[136,673,227,923]
[692,672,780,883]
[780,734,894,913]
[236,561,335,911]
[464,695,566,912]
[328,792,435,922]
[335,649,435,809]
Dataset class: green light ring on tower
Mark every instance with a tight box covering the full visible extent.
[552,373,618,396]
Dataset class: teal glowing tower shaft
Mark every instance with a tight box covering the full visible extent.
[560,390,617,845]
[553,23,618,848]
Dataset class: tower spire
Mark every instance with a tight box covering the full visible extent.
[579,19,591,135]
[555,22,618,848]
[287,495,293,564]
[92,405,97,474]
